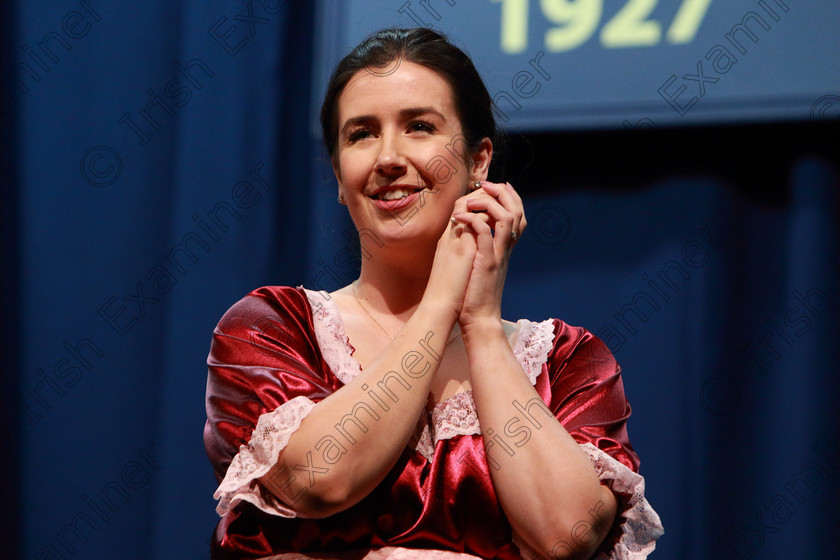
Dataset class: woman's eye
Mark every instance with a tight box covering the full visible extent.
[409,120,436,133]
[348,129,372,142]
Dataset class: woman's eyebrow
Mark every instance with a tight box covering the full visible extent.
[339,107,446,136]
[340,115,376,136]
[401,107,446,121]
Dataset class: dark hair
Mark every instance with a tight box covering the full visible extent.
[320,28,496,161]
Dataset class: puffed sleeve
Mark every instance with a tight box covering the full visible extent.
[204,286,342,518]
[534,320,664,559]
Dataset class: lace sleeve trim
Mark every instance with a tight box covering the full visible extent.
[512,442,663,560]
[584,442,664,559]
[213,396,317,518]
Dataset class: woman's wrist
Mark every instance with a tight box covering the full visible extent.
[459,315,506,348]
[413,298,460,343]
[418,290,462,326]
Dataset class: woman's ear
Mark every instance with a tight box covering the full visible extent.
[332,156,345,204]
[470,137,493,182]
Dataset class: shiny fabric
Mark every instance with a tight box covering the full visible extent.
[204,286,640,559]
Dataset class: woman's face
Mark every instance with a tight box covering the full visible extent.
[333,60,491,247]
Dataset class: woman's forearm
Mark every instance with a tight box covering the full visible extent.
[462,319,617,560]
[259,302,454,518]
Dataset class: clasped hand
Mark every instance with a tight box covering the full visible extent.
[428,180,527,331]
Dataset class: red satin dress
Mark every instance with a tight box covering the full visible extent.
[204,286,663,559]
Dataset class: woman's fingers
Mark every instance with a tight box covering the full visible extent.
[452,211,495,258]
[458,181,525,251]
[463,199,515,255]
[477,182,525,233]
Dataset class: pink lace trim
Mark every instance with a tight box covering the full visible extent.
[214,396,316,517]
[412,390,484,462]
[304,289,360,384]
[581,443,664,559]
[511,318,556,385]
[431,390,480,439]
[512,443,663,560]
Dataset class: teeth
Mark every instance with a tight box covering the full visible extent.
[379,188,415,201]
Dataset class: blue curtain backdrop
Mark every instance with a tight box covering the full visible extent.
[2,2,838,560]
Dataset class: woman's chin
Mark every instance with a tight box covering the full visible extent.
[361,219,441,252]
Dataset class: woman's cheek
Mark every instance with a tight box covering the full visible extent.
[414,151,461,192]
[339,153,372,187]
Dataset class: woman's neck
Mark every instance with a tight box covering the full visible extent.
[354,254,434,318]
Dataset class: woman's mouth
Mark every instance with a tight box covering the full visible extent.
[369,186,427,212]
[375,188,416,201]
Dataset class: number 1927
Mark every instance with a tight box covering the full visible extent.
[492,0,713,53]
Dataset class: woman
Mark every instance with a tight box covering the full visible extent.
[204,28,663,559]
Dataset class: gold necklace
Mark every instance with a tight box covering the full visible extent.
[352,280,460,345]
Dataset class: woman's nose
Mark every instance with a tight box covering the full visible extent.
[374,133,407,177]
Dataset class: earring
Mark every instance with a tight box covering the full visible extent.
[473,180,481,191]
[337,194,345,205]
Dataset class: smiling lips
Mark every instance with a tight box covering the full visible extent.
[376,188,417,201]
[369,185,427,212]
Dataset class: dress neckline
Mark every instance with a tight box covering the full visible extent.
[299,286,556,457]
[300,287,556,394]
